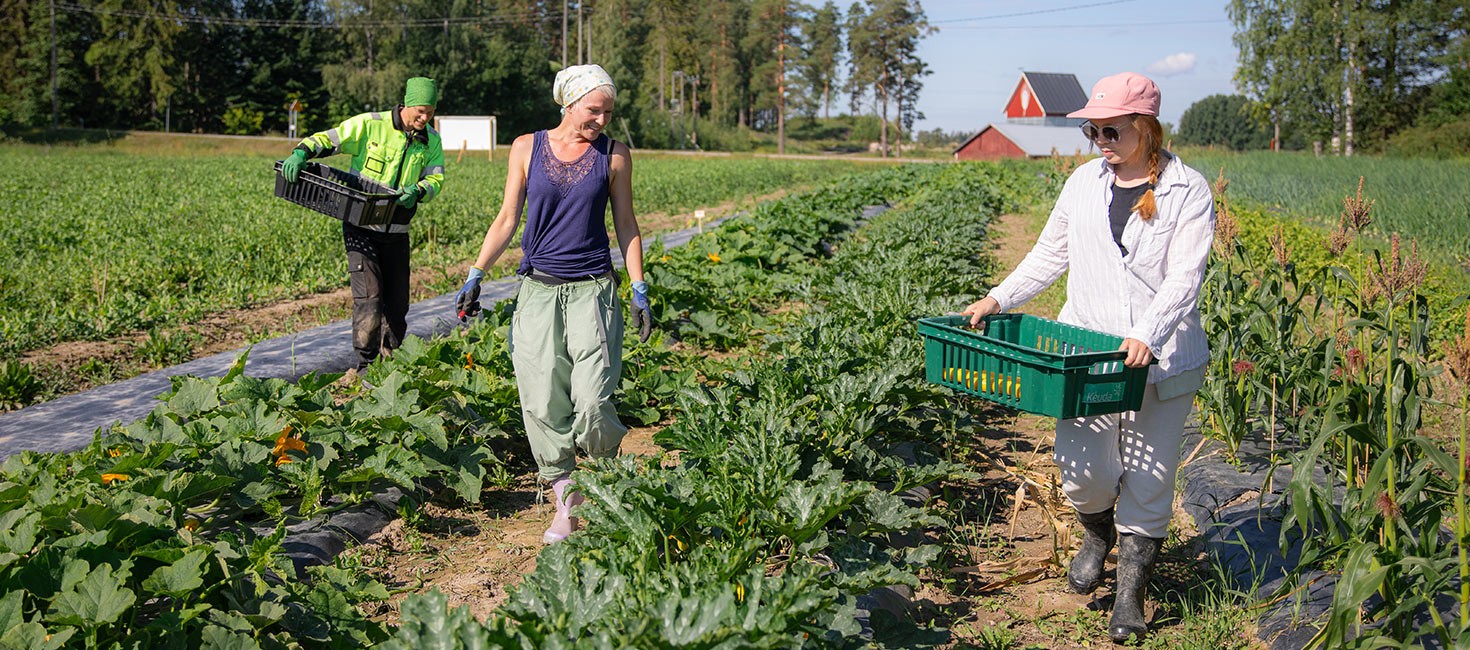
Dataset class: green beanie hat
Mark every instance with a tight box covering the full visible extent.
[404,77,438,108]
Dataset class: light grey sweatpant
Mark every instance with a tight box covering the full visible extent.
[1052,383,1196,539]
[509,274,628,482]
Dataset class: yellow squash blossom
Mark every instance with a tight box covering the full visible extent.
[273,428,307,457]
[273,425,307,466]
[100,473,129,484]
[707,252,721,263]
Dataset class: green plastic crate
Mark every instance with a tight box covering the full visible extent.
[917,314,1151,419]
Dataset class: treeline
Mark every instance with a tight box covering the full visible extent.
[0,0,931,152]
[1226,0,1470,156]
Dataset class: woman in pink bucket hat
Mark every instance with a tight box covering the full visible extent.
[962,71,1215,644]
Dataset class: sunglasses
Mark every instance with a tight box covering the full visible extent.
[1080,121,1130,143]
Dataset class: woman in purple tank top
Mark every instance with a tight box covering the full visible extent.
[454,65,652,545]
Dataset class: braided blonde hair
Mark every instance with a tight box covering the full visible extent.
[1129,115,1166,221]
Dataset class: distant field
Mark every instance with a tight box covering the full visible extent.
[1184,149,1470,263]
[0,139,869,358]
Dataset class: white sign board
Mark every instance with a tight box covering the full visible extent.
[435,115,497,151]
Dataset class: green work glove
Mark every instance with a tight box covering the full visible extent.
[396,184,423,209]
[281,149,308,183]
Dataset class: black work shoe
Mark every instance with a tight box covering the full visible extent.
[1109,533,1164,644]
[1067,508,1115,594]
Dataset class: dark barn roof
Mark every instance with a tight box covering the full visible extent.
[1024,72,1088,116]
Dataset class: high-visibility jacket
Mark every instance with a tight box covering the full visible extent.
[295,106,445,233]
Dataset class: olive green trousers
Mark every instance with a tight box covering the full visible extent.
[509,274,627,482]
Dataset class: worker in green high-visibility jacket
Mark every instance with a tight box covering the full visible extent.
[281,77,446,372]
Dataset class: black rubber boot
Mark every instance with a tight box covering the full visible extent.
[1109,533,1164,644]
[1067,508,1115,594]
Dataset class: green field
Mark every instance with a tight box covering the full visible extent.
[1184,149,1470,264]
[1,142,868,359]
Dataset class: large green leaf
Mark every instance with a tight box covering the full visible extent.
[46,560,137,627]
[358,372,420,420]
[167,376,222,419]
[201,624,263,650]
[142,548,209,598]
[0,593,21,637]
[0,509,38,556]
[0,621,74,650]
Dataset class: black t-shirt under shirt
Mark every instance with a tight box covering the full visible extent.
[1109,182,1150,256]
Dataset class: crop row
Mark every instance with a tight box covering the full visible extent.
[0,161,1025,647]
[0,147,864,359]
[1185,150,1470,262]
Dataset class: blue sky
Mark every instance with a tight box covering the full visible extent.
[911,0,1239,135]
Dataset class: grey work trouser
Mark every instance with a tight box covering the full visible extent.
[343,223,410,371]
[1052,383,1197,539]
[509,273,628,482]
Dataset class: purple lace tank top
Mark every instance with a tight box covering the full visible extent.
[518,130,614,278]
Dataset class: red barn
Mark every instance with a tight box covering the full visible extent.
[953,123,1090,161]
[954,72,1091,161]
[1003,72,1088,125]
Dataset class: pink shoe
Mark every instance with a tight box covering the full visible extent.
[543,478,585,544]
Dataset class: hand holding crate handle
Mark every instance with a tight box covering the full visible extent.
[396,184,424,208]
[1119,338,1155,368]
[962,295,1002,328]
[281,149,309,183]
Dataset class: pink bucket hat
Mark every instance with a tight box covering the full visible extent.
[1067,72,1160,119]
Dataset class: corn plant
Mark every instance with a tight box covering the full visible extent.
[1445,307,1470,634]
[1198,176,1470,646]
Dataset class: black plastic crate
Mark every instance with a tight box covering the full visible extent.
[273,160,400,227]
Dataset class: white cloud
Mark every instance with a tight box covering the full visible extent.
[1146,53,1198,77]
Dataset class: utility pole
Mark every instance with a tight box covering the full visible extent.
[895,63,903,159]
[50,0,58,129]
[672,70,684,148]
[577,1,583,65]
[561,0,568,68]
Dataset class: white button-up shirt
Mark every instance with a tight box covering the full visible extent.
[986,154,1215,384]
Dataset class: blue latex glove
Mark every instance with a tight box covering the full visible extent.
[630,280,652,343]
[281,149,308,183]
[396,184,423,208]
[456,267,485,321]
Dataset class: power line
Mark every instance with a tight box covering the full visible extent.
[53,2,572,30]
[941,18,1226,31]
[932,0,1139,25]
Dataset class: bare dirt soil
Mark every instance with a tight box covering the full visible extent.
[345,425,667,622]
